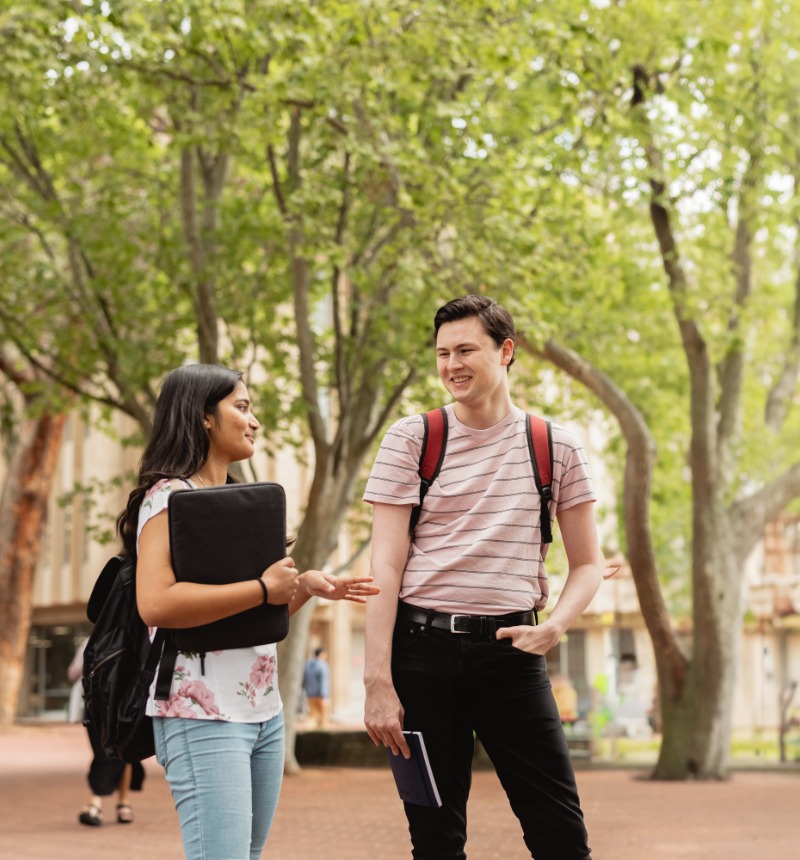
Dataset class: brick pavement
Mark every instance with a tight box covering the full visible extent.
[1,723,798,859]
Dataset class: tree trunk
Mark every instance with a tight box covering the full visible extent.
[527,332,800,779]
[0,412,68,724]
[654,506,742,779]
[278,601,316,775]
[278,459,360,773]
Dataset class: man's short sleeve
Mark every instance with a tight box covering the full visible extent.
[551,424,597,513]
[363,414,425,506]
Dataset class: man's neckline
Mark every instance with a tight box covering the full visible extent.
[448,403,519,432]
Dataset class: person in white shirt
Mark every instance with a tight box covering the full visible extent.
[116,363,379,860]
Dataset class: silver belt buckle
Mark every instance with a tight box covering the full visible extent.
[450,614,470,633]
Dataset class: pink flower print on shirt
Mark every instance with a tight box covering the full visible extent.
[154,696,198,718]
[250,654,276,690]
[177,679,222,717]
[153,680,228,720]
[238,654,277,706]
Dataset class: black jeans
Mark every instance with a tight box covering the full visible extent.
[391,617,591,860]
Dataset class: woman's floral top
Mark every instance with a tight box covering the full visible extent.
[138,479,283,723]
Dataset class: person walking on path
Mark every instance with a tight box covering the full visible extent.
[117,364,379,860]
[68,639,144,826]
[302,647,331,728]
[363,295,604,860]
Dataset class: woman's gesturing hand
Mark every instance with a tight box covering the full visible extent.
[262,556,299,605]
[300,571,380,603]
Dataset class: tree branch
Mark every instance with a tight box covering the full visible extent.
[359,367,417,457]
[180,145,219,364]
[632,64,716,505]
[0,347,33,389]
[516,333,687,688]
[765,188,800,430]
[718,142,760,451]
[730,461,800,559]
[283,109,326,449]
[13,121,59,202]
[327,536,371,577]
[266,144,287,215]
[332,152,352,420]
[0,328,151,428]
[123,59,254,92]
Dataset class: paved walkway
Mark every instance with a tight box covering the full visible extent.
[1,723,798,859]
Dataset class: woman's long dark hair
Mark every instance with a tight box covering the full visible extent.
[116,364,243,557]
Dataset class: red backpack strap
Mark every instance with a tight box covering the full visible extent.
[526,414,554,546]
[410,407,448,536]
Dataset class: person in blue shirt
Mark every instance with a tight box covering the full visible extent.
[302,647,331,728]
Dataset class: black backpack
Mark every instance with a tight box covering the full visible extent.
[82,555,175,762]
[410,407,555,550]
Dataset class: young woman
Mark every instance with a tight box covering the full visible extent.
[116,364,378,860]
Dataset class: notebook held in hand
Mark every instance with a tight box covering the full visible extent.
[168,482,290,651]
[386,731,442,808]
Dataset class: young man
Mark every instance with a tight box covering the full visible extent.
[363,295,602,860]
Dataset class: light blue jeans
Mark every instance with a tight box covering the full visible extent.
[154,714,285,860]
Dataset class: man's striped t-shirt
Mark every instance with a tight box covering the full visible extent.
[363,404,596,615]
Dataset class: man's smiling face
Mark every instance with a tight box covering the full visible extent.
[435,316,513,407]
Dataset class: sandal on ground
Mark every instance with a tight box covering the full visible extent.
[116,803,134,824]
[78,804,103,827]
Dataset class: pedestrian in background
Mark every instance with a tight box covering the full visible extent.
[68,638,144,826]
[302,647,331,728]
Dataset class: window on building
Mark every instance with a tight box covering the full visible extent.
[24,624,90,718]
[613,627,638,692]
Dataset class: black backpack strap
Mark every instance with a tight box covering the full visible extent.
[526,414,554,546]
[152,631,178,701]
[409,407,448,537]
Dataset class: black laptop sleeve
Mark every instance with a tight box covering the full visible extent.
[167,482,290,651]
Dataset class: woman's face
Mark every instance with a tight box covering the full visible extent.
[206,381,260,463]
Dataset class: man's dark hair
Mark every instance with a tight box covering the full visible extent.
[314,647,326,658]
[433,295,516,369]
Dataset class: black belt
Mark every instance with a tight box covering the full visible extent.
[397,601,537,636]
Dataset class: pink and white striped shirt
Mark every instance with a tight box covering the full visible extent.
[363,404,596,614]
